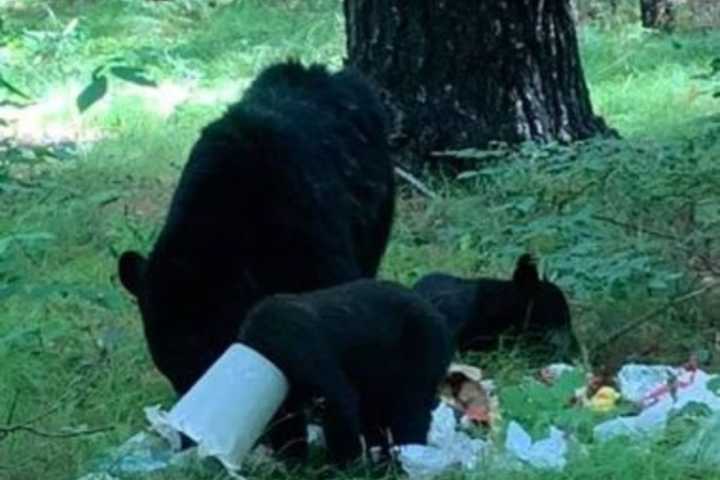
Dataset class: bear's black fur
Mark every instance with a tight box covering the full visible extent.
[413,254,577,360]
[118,61,395,395]
[238,279,453,466]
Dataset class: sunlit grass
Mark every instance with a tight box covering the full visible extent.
[581,24,720,138]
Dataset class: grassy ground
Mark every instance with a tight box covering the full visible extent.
[1,1,719,479]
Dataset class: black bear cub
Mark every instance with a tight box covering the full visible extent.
[413,254,577,360]
[239,279,453,466]
[117,61,395,395]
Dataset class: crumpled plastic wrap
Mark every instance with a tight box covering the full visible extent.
[396,403,489,479]
[617,364,683,404]
[504,421,568,470]
[397,405,570,479]
[594,400,670,441]
[75,431,200,480]
[543,363,576,379]
[594,365,720,441]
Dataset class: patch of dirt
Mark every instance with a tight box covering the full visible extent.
[105,175,176,224]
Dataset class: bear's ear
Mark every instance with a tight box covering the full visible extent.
[118,251,147,297]
[512,253,540,295]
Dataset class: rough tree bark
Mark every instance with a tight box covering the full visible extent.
[344,0,614,169]
[640,0,675,30]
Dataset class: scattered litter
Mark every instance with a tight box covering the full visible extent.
[76,344,287,480]
[102,431,193,473]
[397,406,570,479]
[447,363,483,382]
[593,398,670,441]
[396,403,489,479]
[423,362,720,477]
[538,363,576,385]
[504,421,568,470]
[75,360,720,480]
[397,445,464,480]
[594,364,720,441]
[76,431,200,480]
[617,364,684,404]
[569,368,618,409]
[426,403,490,464]
[440,363,498,428]
[590,386,621,412]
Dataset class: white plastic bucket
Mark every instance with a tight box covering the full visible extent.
[149,343,289,471]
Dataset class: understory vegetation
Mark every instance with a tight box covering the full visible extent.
[1,1,719,479]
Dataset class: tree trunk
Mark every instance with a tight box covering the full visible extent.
[569,0,579,24]
[640,0,675,30]
[344,0,614,170]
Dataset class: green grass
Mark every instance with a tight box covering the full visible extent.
[581,23,720,137]
[1,1,720,479]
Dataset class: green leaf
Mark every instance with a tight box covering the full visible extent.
[514,197,537,214]
[459,233,473,252]
[0,285,17,302]
[0,74,30,99]
[708,377,720,395]
[648,278,668,290]
[0,237,11,256]
[91,64,107,80]
[498,370,587,438]
[710,57,720,76]
[77,75,108,113]
[109,66,157,87]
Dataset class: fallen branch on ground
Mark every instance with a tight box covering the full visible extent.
[592,214,681,242]
[394,166,438,199]
[0,424,112,440]
[0,359,109,443]
[595,280,720,352]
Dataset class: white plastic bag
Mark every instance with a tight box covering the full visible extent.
[595,365,720,441]
[397,403,489,479]
[505,421,568,470]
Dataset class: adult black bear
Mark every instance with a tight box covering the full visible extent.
[117,61,395,395]
[238,279,453,466]
[413,254,577,361]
